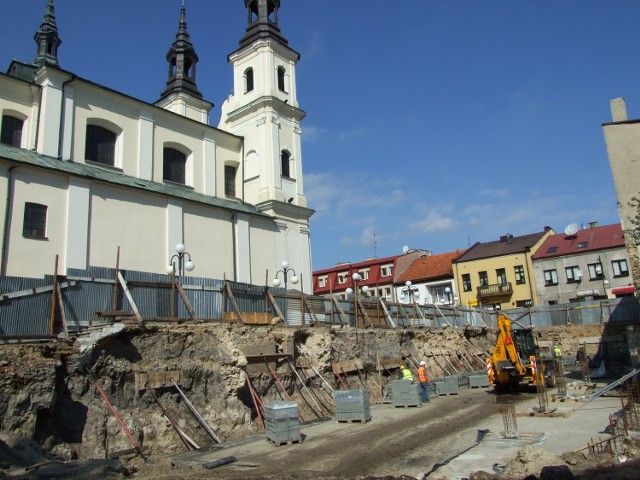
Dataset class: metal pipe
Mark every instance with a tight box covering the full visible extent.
[171,379,221,443]
[1,163,20,276]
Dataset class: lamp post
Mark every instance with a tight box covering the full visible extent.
[167,243,195,278]
[272,260,299,290]
[596,256,610,298]
[401,280,420,304]
[166,243,195,317]
[445,286,453,305]
[346,273,369,336]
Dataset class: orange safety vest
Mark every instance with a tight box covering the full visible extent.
[418,365,429,382]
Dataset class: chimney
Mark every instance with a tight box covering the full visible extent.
[610,98,628,122]
[587,221,598,229]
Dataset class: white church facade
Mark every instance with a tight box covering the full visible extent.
[0,0,314,291]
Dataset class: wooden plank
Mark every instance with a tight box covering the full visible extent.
[56,283,68,339]
[332,359,364,374]
[174,278,197,319]
[356,298,374,328]
[0,281,78,302]
[117,272,144,325]
[379,299,396,328]
[135,370,182,391]
[331,296,349,324]
[266,290,286,323]
[377,357,402,371]
[224,282,244,325]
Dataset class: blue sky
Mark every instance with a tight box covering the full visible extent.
[2,1,637,271]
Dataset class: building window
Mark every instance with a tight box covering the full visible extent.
[163,148,186,184]
[514,265,526,285]
[478,271,488,287]
[612,259,629,277]
[496,268,507,285]
[380,265,393,277]
[337,272,348,284]
[383,287,392,299]
[515,299,532,308]
[577,242,588,248]
[544,269,558,286]
[85,125,116,166]
[358,269,370,280]
[277,66,286,92]
[1,114,24,147]
[566,266,581,283]
[23,203,47,238]
[245,67,254,93]
[462,274,471,292]
[587,262,604,281]
[225,165,237,197]
[546,246,558,253]
[318,276,327,288]
[281,150,291,178]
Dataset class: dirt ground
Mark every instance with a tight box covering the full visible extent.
[0,322,638,479]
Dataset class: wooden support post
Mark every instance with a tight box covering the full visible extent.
[117,272,144,325]
[171,380,221,444]
[224,281,244,325]
[147,386,193,451]
[56,283,68,339]
[174,277,196,319]
[112,247,120,312]
[266,289,286,323]
[49,255,59,336]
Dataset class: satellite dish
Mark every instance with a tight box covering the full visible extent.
[564,223,580,236]
[402,245,409,254]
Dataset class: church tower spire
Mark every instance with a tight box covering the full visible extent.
[156,3,212,123]
[34,0,61,67]
[239,0,289,48]
[159,3,202,100]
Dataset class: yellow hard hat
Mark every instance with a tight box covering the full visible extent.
[400,365,406,369]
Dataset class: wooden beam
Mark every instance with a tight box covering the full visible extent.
[174,278,197,319]
[266,289,286,323]
[224,281,244,325]
[117,272,144,325]
[0,281,78,302]
[56,283,68,339]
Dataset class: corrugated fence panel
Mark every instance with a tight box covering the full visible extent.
[0,276,51,336]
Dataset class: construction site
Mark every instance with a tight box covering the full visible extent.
[1,266,640,480]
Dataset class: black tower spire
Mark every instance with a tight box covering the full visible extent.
[34,0,62,67]
[239,0,289,48]
[159,4,202,100]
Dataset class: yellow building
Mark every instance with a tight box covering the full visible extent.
[452,228,555,309]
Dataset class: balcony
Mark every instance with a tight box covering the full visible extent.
[477,282,513,298]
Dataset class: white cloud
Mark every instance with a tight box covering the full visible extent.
[302,125,326,144]
[410,211,458,233]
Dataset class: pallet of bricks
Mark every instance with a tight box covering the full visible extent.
[468,372,490,388]
[334,389,371,422]
[264,401,301,446]
[390,380,422,407]
[435,375,460,396]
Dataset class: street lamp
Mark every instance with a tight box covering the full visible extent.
[444,286,453,305]
[345,273,369,332]
[272,260,299,290]
[401,280,420,304]
[596,256,610,297]
[167,243,195,278]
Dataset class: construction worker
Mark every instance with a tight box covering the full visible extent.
[417,360,430,402]
[400,365,413,381]
[554,345,563,360]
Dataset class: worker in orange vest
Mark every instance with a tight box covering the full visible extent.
[417,360,430,403]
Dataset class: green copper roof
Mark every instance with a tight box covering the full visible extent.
[0,143,269,217]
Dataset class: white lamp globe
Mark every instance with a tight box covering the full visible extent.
[185,261,195,272]
[166,264,175,275]
[345,288,353,296]
[291,275,299,284]
[272,278,281,287]
[445,286,451,294]
[175,243,185,254]
[281,260,289,269]
[352,273,361,281]
[414,290,420,297]
[362,285,370,294]
[405,280,412,287]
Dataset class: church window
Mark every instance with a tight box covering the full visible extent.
[163,148,186,184]
[245,68,254,93]
[1,114,24,147]
[277,66,286,92]
[23,203,47,238]
[85,125,116,166]
[225,165,237,197]
[281,150,291,178]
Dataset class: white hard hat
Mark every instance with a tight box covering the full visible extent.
[419,361,426,366]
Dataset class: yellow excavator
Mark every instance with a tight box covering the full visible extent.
[487,314,555,393]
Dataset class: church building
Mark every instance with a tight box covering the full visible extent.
[0,0,314,291]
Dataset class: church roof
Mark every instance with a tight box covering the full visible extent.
[0,143,269,218]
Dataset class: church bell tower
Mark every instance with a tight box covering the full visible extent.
[219,0,313,291]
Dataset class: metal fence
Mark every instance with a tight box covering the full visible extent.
[1,267,638,337]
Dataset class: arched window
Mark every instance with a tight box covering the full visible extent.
[85,125,116,166]
[245,67,254,93]
[163,147,186,184]
[225,165,237,197]
[277,66,286,92]
[281,150,291,178]
[1,114,24,147]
